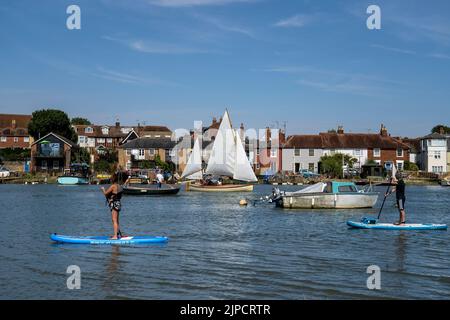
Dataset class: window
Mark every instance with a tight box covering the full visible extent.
[255,163,260,169]
[309,149,315,157]
[139,149,145,156]
[53,160,59,169]
[78,136,87,144]
[155,135,161,138]
[0,137,6,142]
[165,135,171,138]
[270,149,277,158]
[294,149,300,157]
[354,149,362,156]
[102,127,109,135]
[373,148,381,157]
[308,163,314,172]
[107,138,113,144]
[338,185,357,193]
[24,137,30,143]
[434,151,441,159]
[87,138,95,146]
[85,127,93,133]
[97,138,105,144]
[397,161,404,171]
[148,148,156,156]
[397,148,404,157]
[14,137,19,143]
[432,166,443,173]
[41,160,47,169]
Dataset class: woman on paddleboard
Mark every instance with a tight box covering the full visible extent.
[101,173,124,239]
[386,172,406,225]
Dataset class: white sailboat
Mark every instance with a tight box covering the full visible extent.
[181,110,257,192]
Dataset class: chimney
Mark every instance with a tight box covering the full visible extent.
[239,123,245,142]
[380,124,388,137]
[337,126,344,134]
[266,127,271,141]
[11,119,17,129]
[439,126,445,135]
[212,117,217,126]
[115,120,120,128]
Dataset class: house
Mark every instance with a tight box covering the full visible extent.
[118,137,177,171]
[0,114,33,149]
[73,121,172,162]
[419,130,448,174]
[249,127,285,176]
[30,132,76,173]
[282,125,410,174]
[402,138,421,165]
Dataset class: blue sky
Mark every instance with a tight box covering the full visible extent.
[0,0,449,137]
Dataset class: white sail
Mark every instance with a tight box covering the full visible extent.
[205,110,236,177]
[181,137,203,179]
[206,110,257,182]
[233,131,258,182]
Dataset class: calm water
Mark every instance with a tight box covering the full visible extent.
[0,184,449,299]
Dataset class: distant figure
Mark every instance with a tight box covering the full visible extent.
[156,171,165,189]
[386,172,406,225]
[101,173,124,239]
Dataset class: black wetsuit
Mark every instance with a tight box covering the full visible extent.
[396,179,406,210]
[106,185,123,212]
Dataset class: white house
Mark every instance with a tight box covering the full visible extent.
[419,132,448,174]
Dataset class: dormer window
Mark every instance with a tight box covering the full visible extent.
[85,127,93,133]
[102,126,109,135]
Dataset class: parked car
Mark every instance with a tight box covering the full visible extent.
[299,169,320,179]
[0,167,11,178]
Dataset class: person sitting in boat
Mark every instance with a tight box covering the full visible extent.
[385,172,406,225]
[156,170,165,189]
[101,173,124,239]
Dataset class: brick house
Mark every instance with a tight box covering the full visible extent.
[118,137,177,171]
[0,114,33,149]
[73,122,172,162]
[282,125,410,174]
[30,132,76,173]
[249,127,285,176]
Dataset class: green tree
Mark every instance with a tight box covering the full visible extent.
[28,109,77,142]
[431,125,450,134]
[0,148,31,162]
[320,153,358,178]
[71,147,90,164]
[71,117,91,125]
[404,161,419,171]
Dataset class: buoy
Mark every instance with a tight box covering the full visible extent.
[239,199,248,206]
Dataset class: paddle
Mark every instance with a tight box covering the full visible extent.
[377,179,392,220]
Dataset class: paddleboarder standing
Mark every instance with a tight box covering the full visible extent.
[386,172,406,225]
[101,173,124,239]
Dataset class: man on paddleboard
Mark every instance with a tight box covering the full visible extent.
[385,172,406,225]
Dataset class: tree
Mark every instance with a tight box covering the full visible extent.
[431,125,450,134]
[28,109,77,142]
[320,153,358,178]
[404,161,419,171]
[71,117,91,125]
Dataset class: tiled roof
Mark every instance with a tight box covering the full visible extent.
[284,133,410,150]
[421,132,447,140]
[32,132,77,147]
[73,124,171,138]
[0,114,32,136]
[119,137,176,149]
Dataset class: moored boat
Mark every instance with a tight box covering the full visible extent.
[271,181,379,209]
[181,110,257,192]
[440,178,450,186]
[123,184,181,195]
[57,163,90,185]
[57,176,90,185]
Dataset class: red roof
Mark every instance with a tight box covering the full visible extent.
[0,114,32,136]
[284,133,410,150]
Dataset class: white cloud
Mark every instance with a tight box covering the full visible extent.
[429,53,450,60]
[274,14,316,28]
[370,44,417,55]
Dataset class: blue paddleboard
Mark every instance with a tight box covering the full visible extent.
[347,220,447,230]
[51,233,169,245]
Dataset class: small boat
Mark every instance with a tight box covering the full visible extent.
[57,176,89,185]
[181,110,257,192]
[271,181,379,209]
[123,184,181,195]
[441,178,450,186]
[57,163,90,185]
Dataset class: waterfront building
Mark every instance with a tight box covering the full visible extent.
[30,132,76,173]
[419,129,448,174]
[282,125,410,174]
[0,114,33,149]
[118,137,177,171]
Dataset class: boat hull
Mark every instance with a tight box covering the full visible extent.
[276,192,378,209]
[57,176,89,185]
[186,183,254,192]
[123,185,181,195]
[441,180,450,186]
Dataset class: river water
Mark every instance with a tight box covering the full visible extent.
[0,184,449,299]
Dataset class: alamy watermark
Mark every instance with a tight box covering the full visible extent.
[66,5,81,30]
[66,265,81,290]
[367,5,381,30]
[366,265,381,290]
